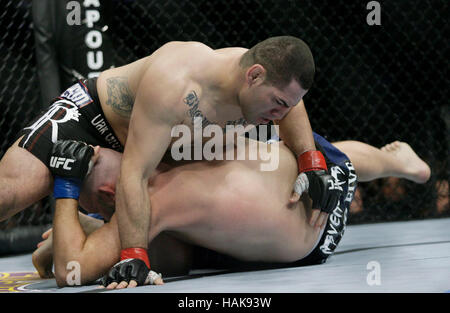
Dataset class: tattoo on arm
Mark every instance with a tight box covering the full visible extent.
[106,77,134,118]
[184,90,247,132]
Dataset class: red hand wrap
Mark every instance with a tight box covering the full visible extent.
[120,248,150,269]
[297,150,327,173]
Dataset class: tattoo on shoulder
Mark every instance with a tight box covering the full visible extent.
[106,77,134,118]
[183,90,247,132]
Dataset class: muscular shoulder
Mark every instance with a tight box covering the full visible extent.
[149,41,214,68]
[135,42,211,122]
[159,41,214,56]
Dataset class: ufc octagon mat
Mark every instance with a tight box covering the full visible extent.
[1,218,449,293]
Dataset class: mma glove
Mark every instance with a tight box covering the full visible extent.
[294,150,342,214]
[48,140,94,200]
[102,248,151,286]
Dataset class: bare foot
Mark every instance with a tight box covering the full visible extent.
[381,141,431,183]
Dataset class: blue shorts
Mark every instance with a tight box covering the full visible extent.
[289,132,358,266]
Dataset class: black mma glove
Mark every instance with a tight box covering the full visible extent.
[48,140,94,199]
[295,150,342,214]
[102,248,150,286]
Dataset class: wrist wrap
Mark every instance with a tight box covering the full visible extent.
[53,176,82,199]
[297,150,327,172]
[120,248,150,269]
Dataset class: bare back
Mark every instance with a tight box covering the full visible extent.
[146,140,322,263]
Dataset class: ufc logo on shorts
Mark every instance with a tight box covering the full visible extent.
[50,156,75,170]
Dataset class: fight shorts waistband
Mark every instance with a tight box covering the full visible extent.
[17,78,124,166]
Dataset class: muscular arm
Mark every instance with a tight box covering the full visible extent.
[115,69,184,254]
[275,99,337,229]
[53,199,121,287]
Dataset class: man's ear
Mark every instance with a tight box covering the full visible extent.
[246,64,266,86]
[98,185,115,202]
[92,145,101,163]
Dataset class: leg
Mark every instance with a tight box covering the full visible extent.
[333,140,431,183]
[0,137,53,221]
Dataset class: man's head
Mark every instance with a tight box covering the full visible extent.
[238,36,315,124]
[79,148,121,220]
[78,148,170,220]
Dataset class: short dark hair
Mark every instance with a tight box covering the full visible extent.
[239,36,315,90]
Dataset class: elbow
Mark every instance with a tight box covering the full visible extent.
[54,256,105,287]
[54,257,84,288]
[54,264,69,287]
[55,274,68,288]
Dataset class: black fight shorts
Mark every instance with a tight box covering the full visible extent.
[17,78,124,166]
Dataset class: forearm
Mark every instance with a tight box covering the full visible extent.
[115,175,151,250]
[49,140,122,286]
[278,100,316,156]
[34,212,103,277]
[53,200,114,286]
[52,198,87,286]
[47,212,103,250]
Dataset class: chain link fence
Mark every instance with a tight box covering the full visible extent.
[0,0,448,254]
[0,0,53,254]
[100,0,450,222]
